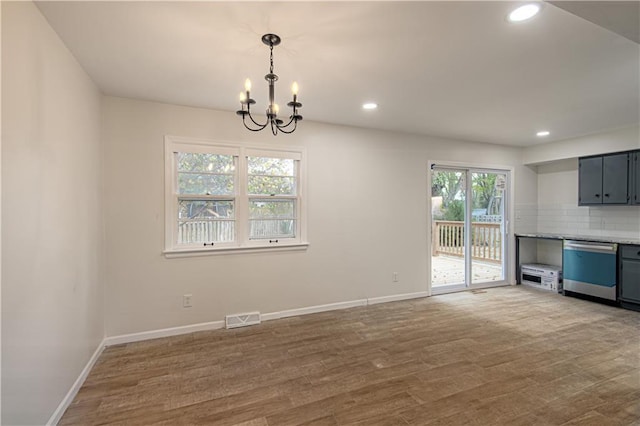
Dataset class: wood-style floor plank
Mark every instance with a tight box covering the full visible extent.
[60,287,640,425]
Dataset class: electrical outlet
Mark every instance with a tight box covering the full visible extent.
[392,272,399,282]
[183,294,193,308]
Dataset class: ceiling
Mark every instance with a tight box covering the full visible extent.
[35,1,640,147]
[550,1,640,44]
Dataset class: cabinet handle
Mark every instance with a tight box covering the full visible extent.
[604,193,610,197]
[595,194,600,198]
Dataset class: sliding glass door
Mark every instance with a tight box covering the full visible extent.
[470,171,506,285]
[430,166,508,293]
[431,168,467,288]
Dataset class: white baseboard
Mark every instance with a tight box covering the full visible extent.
[47,338,106,426]
[103,320,225,346]
[367,291,430,305]
[261,298,368,321]
[104,293,432,347]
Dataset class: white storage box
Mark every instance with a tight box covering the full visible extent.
[520,263,563,292]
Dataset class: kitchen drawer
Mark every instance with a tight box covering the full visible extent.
[621,245,640,260]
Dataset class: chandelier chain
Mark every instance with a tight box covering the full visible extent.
[269,44,274,74]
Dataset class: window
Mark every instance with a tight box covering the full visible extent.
[165,136,306,254]
[247,154,297,240]
[176,150,236,245]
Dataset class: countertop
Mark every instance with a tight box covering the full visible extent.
[515,233,640,246]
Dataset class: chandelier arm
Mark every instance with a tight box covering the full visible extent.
[243,122,267,132]
[270,119,279,136]
[243,114,268,132]
[246,109,269,130]
[274,120,298,134]
[275,116,296,129]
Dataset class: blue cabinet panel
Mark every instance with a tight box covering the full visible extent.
[563,250,617,287]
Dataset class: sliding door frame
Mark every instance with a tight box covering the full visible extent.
[427,160,515,295]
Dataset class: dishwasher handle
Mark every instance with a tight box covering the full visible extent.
[564,241,617,252]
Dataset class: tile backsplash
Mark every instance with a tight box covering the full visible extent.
[515,203,640,239]
[514,203,538,234]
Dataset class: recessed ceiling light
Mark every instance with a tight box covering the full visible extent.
[508,4,541,23]
[536,130,550,137]
[362,103,378,110]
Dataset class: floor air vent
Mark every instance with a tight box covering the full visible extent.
[225,312,261,329]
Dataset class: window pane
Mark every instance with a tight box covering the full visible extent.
[178,220,235,244]
[177,152,234,195]
[178,153,234,174]
[178,173,234,195]
[249,200,294,219]
[248,157,294,176]
[178,200,234,219]
[248,156,296,195]
[177,200,234,244]
[249,220,296,239]
[247,176,295,195]
[248,200,295,239]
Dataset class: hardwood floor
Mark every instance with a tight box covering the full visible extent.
[60,287,640,425]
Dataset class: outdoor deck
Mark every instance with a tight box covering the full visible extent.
[432,255,503,286]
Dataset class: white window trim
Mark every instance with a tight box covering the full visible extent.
[164,135,308,257]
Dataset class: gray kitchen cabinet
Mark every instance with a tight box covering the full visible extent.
[603,153,629,204]
[579,152,629,205]
[579,156,603,204]
[632,151,640,205]
[619,245,640,311]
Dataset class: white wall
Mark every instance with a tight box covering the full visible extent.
[102,96,537,337]
[0,2,4,421]
[523,125,640,165]
[1,3,104,425]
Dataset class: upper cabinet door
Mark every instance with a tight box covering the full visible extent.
[579,156,603,205]
[602,153,629,204]
[633,151,640,205]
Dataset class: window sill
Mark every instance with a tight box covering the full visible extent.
[163,242,310,258]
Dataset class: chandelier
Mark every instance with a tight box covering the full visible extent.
[236,34,303,135]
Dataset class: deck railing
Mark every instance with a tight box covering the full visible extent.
[432,220,502,263]
[178,221,235,244]
[177,219,295,244]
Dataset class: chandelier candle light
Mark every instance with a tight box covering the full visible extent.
[237,34,303,135]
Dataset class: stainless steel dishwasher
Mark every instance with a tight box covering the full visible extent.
[563,240,618,300]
